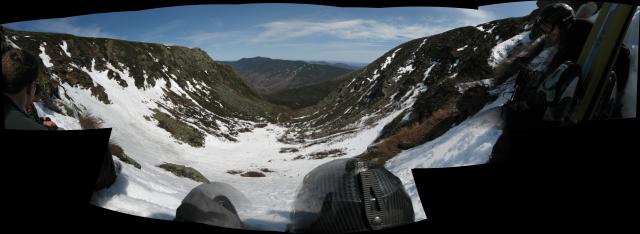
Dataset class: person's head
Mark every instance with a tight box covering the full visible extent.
[1,48,44,105]
[575,1,599,19]
[175,182,249,229]
[288,158,414,233]
[537,3,575,44]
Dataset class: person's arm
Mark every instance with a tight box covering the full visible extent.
[41,117,58,130]
[493,36,548,84]
[512,35,547,64]
[25,103,42,124]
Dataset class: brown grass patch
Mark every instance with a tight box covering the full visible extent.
[361,101,459,165]
[240,171,266,177]
[109,141,141,169]
[279,147,299,153]
[293,149,347,160]
[308,149,347,159]
[79,114,103,129]
[158,163,209,183]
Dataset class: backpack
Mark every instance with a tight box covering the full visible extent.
[501,60,582,130]
[536,61,582,122]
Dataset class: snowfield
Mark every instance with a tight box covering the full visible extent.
[82,108,428,231]
[26,20,544,232]
[32,58,432,231]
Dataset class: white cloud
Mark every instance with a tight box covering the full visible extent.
[30,18,115,38]
[179,31,246,46]
[253,19,447,42]
[141,20,184,39]
[251,9,499,44]
[159,7,501,50]
[269,41,388,49]
[190,9,504,63]
[456,8,499,26]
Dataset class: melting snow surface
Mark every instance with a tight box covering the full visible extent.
[398,64,415,74]
[488,31,531,68]
[423,63,437,82]
[381,48,402,71]
[393,64,415,82]
[4,36,21,49]
[456,45,469,51]
[39,43,54,68]
[61,41,72,57]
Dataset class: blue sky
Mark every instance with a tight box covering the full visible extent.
[4,2,537,63]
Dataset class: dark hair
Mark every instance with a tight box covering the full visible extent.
[537,4,582,71]
[538,3,575,32]
[1,48,43,94]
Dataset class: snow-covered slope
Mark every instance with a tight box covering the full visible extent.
[18,55,405,231]
[84,106,419,231]
[0,11,541,232]
[283,15,534,151]
[26,63,411,231]
[90,28,530,229]
[3,28,282,143]
[385,79,515,220]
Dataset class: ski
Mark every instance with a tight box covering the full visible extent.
[573,3,637,122]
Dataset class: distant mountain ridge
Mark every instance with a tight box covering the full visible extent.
[305,60,367,70]
[221,57,354,95]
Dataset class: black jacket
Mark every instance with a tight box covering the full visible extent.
[3,94,47,130]
[551,19,594,68]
